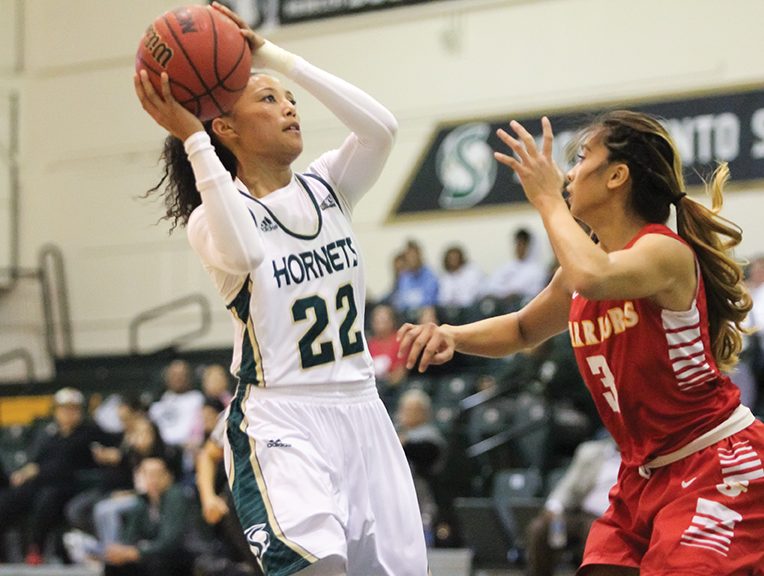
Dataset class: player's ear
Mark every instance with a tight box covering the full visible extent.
[211,116,235,140]
[607,162,630,190]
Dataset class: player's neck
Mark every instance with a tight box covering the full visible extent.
[592,214,647,253]
[237,161,293,198]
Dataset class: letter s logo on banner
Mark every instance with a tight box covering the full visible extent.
[436,122,497,210]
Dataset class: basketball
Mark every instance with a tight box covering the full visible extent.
[136,5,251,121]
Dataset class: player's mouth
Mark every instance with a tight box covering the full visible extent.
[284,122,301,133]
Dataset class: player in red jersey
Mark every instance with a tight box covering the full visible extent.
[397,110,764,575]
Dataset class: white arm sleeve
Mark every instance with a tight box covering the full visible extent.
[184,132,264,274]
[254,42,398,210]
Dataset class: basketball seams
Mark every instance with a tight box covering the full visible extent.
[138,5,251,121]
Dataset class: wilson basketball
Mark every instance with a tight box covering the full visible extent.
[136,5,251,121]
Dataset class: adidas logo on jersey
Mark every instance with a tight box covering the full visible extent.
[319,195,337,211]
[260,216,278,232]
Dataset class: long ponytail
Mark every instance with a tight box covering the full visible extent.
[594,111,751,371]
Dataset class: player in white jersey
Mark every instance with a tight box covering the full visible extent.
[134,4,428,575]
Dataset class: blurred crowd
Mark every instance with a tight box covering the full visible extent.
[1,231,762,576]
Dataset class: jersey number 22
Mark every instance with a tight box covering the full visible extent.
[292,283,364,369]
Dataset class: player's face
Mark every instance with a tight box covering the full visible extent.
[228,74,303,163]
[565,133,613,222]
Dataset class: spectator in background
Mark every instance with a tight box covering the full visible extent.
[149,360,205,448]
[379,250,409,308]
[149,359,205,485]
[482,228,547,306]
[367,303,408,410]
[201,364,233,406]
[103,456,193,576]
[0,387,110,565]
[395,388,447,547]
[525,435,620,576]
[393,239,440,321]
[438,245,485,309]
[194,414,262,576]
[741,254,764,412]
[65,395,147,538]
[83,416,183,558]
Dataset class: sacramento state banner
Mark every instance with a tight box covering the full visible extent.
[393,87,764,218]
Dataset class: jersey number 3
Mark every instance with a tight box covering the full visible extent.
[292,283,364,369]
[585,355,620,413]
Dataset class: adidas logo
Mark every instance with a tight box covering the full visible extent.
[260,216,278,232]
[266,438,291,448]
[319,195,337,211]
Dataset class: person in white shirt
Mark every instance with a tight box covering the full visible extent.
[148,359,205,448]
[134,4,427,575]
[437,245,485,309]
[483,228,547,305]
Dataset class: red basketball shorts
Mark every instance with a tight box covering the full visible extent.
[580,420,764,575]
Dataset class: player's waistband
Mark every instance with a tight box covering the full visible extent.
[244,378,379,404]
[638,404,756,479]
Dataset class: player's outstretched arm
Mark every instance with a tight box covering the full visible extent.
[398,269,571,373]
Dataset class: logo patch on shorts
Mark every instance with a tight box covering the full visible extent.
[680,498,741,557]
[716,440,764,497]
[244,523,271,558]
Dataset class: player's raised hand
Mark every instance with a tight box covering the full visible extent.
[211,1,265,55]
[397,322,455,373]
[134,70,203,141]
[494,116,565,210]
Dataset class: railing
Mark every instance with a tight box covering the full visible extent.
[128,293,212,354]
[0,347,35,382]
[38,244,73,359]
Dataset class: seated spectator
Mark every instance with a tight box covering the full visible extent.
[438,245,485,309]
[395,388,447,547]
[201,364,233,406]
[378,250,409,308]
[525,434,620,576]
[149,359,205,448]
[103,455,193,576]
[65,395,148,537]
[149,359,205,485]
[194,413,262,576]
[482,228,547,306]
[392,239,440,321]
[367,303,408,409]
[0,387,110,565]
[67,416,183,562]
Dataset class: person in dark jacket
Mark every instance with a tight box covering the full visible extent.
[103,455,192,576]
[0,387,110,564]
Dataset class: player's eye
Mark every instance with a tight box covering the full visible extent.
[262,94,277,103]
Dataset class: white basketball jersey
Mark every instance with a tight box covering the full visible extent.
[226,173,374,387]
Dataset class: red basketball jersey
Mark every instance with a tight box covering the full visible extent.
[568,223,741,467]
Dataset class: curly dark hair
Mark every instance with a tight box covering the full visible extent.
[146,121,238,232]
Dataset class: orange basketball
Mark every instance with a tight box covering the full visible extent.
[136,5,251,121]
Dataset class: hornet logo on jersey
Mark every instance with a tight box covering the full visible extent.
[244,523,271,559]
[260,216,278,232]
[436,122,497,210]
[319,195,337,211]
